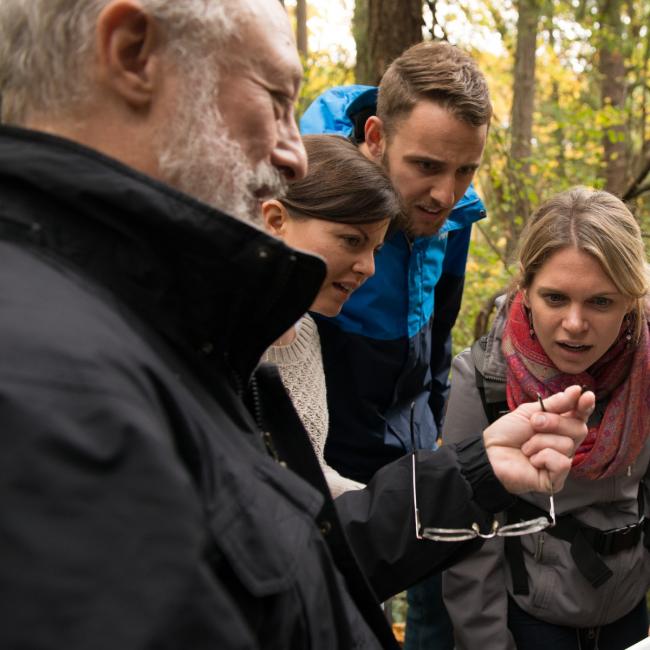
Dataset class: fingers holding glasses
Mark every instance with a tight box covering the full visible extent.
[525,447,573,493]
[521,432,576,459]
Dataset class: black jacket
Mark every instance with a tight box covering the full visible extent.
[0,126,513,649]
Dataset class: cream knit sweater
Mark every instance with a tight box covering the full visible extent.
[262,314,364,498]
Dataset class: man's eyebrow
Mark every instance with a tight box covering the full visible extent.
[403,155,480,170]
[258,55,302,94]
[404,155,445,164]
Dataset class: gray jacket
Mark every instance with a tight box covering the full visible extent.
[442,299,650,649]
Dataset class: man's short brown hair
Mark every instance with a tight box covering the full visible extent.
[377,41,492,136]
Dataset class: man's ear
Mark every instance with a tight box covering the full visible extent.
[261,200,291,237]
[96,1,160,109]
[364,116,386,160]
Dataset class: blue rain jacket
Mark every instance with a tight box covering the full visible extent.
[301,86,485,483]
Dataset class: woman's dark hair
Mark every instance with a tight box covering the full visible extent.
[281,134,403,227]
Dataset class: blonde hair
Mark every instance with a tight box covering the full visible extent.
[514,186,648,342]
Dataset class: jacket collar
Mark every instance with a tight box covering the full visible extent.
[0,125,326,383]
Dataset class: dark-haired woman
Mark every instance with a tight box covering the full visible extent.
[261,134,402,497]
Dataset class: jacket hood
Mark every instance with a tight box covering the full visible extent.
[0,126,326,383]
[300,85,377,137]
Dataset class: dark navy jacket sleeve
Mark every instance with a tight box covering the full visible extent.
[335,436,514,601]
[429,225,473,431]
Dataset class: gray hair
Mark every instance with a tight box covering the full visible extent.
[0,1,239,124]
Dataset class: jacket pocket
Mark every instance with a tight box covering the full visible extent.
[207,456,323,597]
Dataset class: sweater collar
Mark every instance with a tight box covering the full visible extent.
[0,125,326,383]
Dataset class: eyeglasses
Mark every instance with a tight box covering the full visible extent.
[410,395,556,542]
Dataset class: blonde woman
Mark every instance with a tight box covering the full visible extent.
[443,187,650,649]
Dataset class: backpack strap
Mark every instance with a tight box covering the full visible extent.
[470,338,536,593]
[471,337,508,425]
[505,497,650,591]
[504,537,530,595]
[505,500,614,590]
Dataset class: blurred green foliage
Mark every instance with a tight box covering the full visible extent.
[297,49,355,120]
[454,235,515,355]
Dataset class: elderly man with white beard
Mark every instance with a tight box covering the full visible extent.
[0,1,593,649]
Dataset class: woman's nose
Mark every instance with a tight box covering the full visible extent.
[353,251,375,278]
[562,305,587,333]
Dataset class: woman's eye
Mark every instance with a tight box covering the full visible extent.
[590,296,612,308]
[543,293,565,304]
[342,236,361,247]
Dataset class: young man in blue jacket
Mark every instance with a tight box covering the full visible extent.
[300,42,491,649]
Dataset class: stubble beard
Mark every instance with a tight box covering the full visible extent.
[380,149,448,239]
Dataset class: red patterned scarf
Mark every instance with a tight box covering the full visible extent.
[501,292,650,480]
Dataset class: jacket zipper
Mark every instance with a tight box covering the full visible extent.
[248,373,287,468]
[481,371,506,383]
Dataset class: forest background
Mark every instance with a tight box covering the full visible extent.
[281,0,650,355]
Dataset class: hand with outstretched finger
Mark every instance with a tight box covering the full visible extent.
[483,386,594,494]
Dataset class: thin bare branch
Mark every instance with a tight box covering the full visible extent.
[622,154,650,200]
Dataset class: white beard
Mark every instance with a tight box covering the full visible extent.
[155,80,286,226]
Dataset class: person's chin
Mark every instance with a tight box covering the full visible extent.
[311,300,344,318]
[407,209,449,238]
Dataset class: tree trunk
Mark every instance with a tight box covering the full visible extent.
[355,0,423,86]
[508,0,540,250]
[353,0,372,84]
[548,25,565,180]
[296,0,308,57]
[599,0,627,196]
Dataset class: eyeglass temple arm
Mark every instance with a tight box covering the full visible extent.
[412,453,423,539]
[411,402,425,539]
[536,393,557,527]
